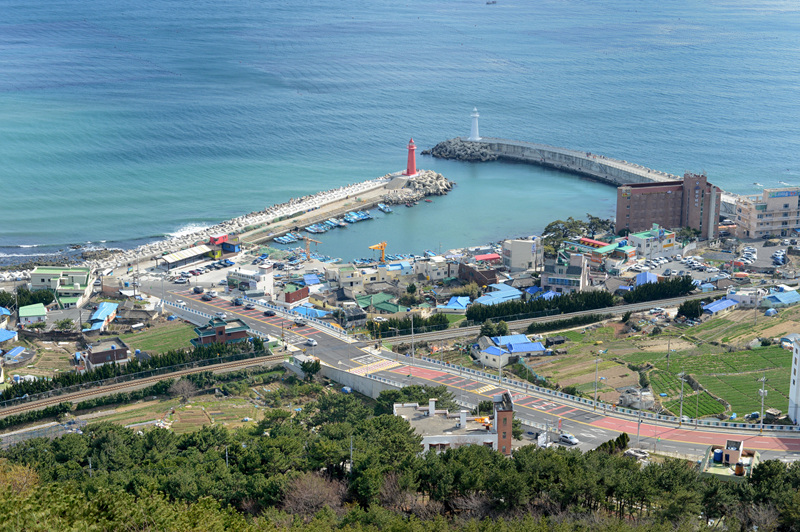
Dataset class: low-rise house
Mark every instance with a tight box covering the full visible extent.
[227,264,274,297]
[339,305,367,329]
[617,387,655,410]
[30,266,93,308]
[18,303,47,326]
[458,262,499,287]
[473,283,522,306]
[82,302,118,333]
[393,392,515,456]
[191,317,251,346]
[702,298,738,316]
[83,337,131,371]
[436,296,470,314]
[540,251,589,294]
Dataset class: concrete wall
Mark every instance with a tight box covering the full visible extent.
[283,360,400,398]
[476,138,678,187]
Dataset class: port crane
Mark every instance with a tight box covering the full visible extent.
[368,241,387,263]
[303,236,321,259]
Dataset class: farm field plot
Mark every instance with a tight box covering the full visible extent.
[171,406,212,434]
[120,322,196,353]
[649,370,683,397]
[694,369,790,415]
[664,392,725,418]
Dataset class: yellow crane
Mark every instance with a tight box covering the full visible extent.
[368,241,387,263]
[303,236,321,258]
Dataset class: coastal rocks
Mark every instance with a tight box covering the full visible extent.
[421,137,498,162]
[381,170,455,205]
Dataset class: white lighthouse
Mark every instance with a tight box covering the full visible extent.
[468,107,481,141]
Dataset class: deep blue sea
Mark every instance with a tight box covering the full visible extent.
[2,0,799,265]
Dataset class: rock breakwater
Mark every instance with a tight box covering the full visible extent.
[422,137,498,162]
[381,170,455,205]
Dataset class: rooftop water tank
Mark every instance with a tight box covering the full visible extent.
[74,352,81,362]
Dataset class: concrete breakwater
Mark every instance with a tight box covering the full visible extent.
[243,170,454,245]
[423,137,680,187]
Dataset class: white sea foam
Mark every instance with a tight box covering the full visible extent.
[166,223,213,240]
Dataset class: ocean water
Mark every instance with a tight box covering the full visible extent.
[1,0,799,265]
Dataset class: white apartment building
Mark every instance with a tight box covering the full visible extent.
[736,188,800,239]
[415,256,454,281]
[226,264,274,296]
[501,237,542,272]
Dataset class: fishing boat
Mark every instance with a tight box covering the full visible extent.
[378,203,393,213]
[424,199,433,203]
[754,182,763,187]
[405,202,413,207]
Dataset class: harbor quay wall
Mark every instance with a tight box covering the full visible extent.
[471,137,679,186]
[427,137,738,218]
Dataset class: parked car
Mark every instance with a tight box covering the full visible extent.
[264,309,276,317]
[201,294,213,301]
[215,312,227,319]
[306,338,318,347]
[373,316,388,322]
[233,298,244,306]
[294,317,307,326]
[219,279,227,285]
[244,303,256,310]
[193,286,204,294]
[175,299,185,306]
[174,278,188,284]
[559,433,579,445]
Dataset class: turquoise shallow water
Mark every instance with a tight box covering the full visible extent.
[1,0,799,264]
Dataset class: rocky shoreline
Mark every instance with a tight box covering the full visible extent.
[421,137,498,162]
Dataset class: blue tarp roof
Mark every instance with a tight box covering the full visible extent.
[293,306,332,319]
[303,274,321,286]
[0,329,17,343]
[82,322,105,332]
[765,308,778,316]
[437,296,470,310]
[540,290,560,301]
[700,283,715,289]
[617,285,633,291]
[766,290,800,306]
[525,286,543,295]
[487,283,520,293]
[6,346,24,357]
[481,345,509,356]
[635,271,659,286]
[507,341,545,353]
[0,307,10,316]
[90,302,118,323]
[702,298,738,314]
[491,334,529,346]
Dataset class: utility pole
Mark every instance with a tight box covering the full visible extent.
[88,457,92,478]
[666,337,671,372]
[759,373,768,434]
[695,386,701,429]
[226,446,229,468]
[593,355,602,411]
[678,372,686,426]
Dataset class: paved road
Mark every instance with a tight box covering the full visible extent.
[158,283,800,462]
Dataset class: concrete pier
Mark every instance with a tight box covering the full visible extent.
[426,137,738,216]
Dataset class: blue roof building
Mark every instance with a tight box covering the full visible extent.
[0,307,10,317]
[0,329,18,344]
[83,302,118,332]
[474,283,522,306]
[490,334,529,346]
[702,298,738,315]
[437,296,471,313]
[635,271,659,287]
[765,290,800,307]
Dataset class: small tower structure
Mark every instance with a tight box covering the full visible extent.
[493,391,514,455]
[468,107,481,141]
[404,138,417,177]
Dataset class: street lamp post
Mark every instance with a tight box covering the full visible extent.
[636,387,642,447]
[678,372,686,426]
[759,373,768,434]
[695,386,702,429]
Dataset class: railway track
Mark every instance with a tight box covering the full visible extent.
[0,354,285,418]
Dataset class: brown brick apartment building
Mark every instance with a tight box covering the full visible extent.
[616,172,721,239]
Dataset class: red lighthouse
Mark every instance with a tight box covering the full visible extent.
[404,138,417,176]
